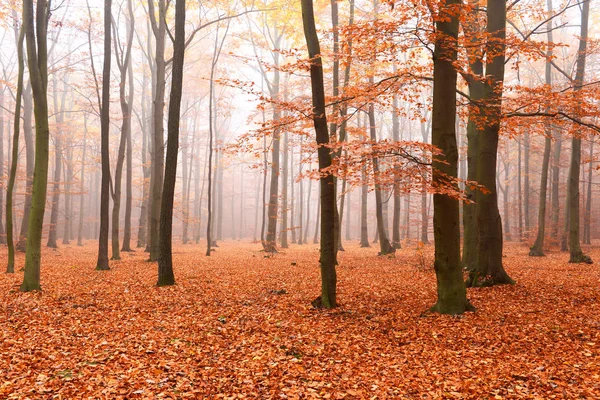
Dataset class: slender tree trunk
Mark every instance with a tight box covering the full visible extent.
[62,138,73,244]
[111,4,134,260]
[96,0,112,271]
[280,128,289,248]
[304,173,312,244]
[0,86,5,245]
[368,102,394,255]
[6,21,25,273]
[530,1,554,256]
[567,0,591,263]
[122,38,135,252]
[264,31,282,252]
[583,140,593,244]
[551,132,562,242]
[206,21,230,255]
[392,90,401,248]
[137,32,152,249]
[430,0,471,313]
[77,115,88,246]
[157,0,185,285]
[47,74,66,249]
[517,138,523,240]
[524,131,530,238]
[302,0,338,308]
[16,84,34,252]
[360,160,370,247]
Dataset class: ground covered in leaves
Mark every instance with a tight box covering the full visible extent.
[1,241,599,399]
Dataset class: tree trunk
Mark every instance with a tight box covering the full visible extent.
[157,0,185,286]
[524,131,530,238]
[529,2,554,256]
[16,84,34,252]
[368,102,394,255]
[583,140,593,244]
[280,128,289,248]
[0,85,5,245]
[147,0,167,262]
[122,42,135,252]
[360,160,370,247]
[301,0,338,308]
[468,0,514,287]
[430,0,471,314]
[567,0,591,263]
[111,2,134,260]
[6,20,25,273]
[96,0,112,271]
[77,115,88,246]
[21,0,51,291]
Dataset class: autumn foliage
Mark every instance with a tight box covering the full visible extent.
[1,242,600,398]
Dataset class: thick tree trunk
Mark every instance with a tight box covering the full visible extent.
[430,0,471,314]
[468,0,514,286]
[21,0,51,291]
[147,0,167,262]
[157,0,185,286]
[302,0,338,308]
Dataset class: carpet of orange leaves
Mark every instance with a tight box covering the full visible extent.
[1,241,599,399]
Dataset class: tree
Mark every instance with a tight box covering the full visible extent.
[429,0,472,314]
[157,0,185,286]
[6,17,25,274]
[301,0,337,309]
[529,0,554,257]
[147,0,168,262]
[20,0,51,291]
[467,0,514,287]
[96,0,112,271]
[566,0,591,264]
[111,0,135,260]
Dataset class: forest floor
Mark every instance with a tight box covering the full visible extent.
[0,240,599,399]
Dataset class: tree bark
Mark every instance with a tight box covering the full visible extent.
[157,0,185,286]
[529,0,554,256]
[430,0,471,314]
[6,20,25,273]
[147,0,167,262]
[301,0,338,308]
[96,0,112,271]
[468,0,514,286]
[16,84,34,252]
[21,0,51,291]
[566,0,591,263]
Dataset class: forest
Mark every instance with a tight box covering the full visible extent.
[0,0,599,397]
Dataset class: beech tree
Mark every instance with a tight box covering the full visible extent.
[20,0,51,291]
[157,0,185,286]
[429,0,472,314]
[301,0,337,309]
